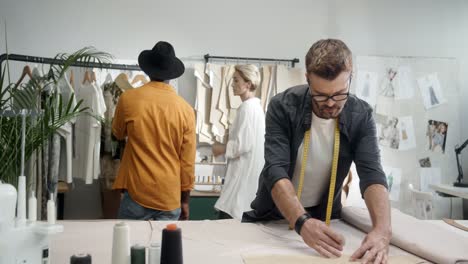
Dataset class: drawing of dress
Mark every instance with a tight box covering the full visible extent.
[428,86,439,105]
[401,123,408,141]
[388,172,394,192]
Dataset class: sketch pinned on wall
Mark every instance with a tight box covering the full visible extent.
[383,166,401,201]
[379,68,398,98]
[394,66,415,100]
[426,120,448,154]
[375,113,400,149]
[397,116,416,151]
[417,73,446,109]
[356,70,379,108]
[418,157,432,168]
[420,167,441,193]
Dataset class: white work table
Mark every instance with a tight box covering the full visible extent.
[49,218,468,264]
[430,183,468,219]
[430,183,468,199]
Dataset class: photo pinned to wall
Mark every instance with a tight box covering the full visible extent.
[375,113,399,149]
[417,73,446,109]
[397,116,416,151]
[394,66,415,100]
[418,157,432,168]
[379,68,398,98]
[426,120,448,154]
[383,166,401,201]
[420,167,441,193]
[355,70,379,108]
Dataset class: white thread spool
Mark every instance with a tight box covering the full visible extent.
[17,175,27,224]
[28,190,37,222]
[112,222,130,264]
[148,243,161,264]
[47,193,55,225]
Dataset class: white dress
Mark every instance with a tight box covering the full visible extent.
[214,97,265,220]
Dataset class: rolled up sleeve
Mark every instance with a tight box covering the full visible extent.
[262,97,291,192]
[354,109,389,197]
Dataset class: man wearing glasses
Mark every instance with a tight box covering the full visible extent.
[243,39,391,264]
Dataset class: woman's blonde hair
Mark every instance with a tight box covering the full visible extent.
[234,64,260,91]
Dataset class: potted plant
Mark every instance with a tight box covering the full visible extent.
[0,47,112,188]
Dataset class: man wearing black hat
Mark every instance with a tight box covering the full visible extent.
[112,41,196,220]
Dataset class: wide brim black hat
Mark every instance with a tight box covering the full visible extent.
[138,41,185,80]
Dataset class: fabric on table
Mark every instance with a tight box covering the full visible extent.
[341,206,468,264]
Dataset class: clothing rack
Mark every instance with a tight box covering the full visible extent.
[0,53,142,73]
[204,54,300,68]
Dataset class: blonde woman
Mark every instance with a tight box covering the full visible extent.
[212,64,265,220]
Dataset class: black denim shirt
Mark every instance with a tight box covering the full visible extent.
[242,85,388,222]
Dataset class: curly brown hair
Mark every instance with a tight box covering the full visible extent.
[305,39,353,80]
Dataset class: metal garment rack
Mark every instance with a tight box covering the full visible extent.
[0,53,142,73]
[204,54,300,68]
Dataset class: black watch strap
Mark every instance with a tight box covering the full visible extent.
[294,212,312,235]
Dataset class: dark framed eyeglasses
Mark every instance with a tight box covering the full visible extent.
[310,74,352,102]
[311,92,349,102]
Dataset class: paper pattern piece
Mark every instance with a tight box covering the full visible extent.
[417,73,446,109]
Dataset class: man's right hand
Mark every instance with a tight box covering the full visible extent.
[300,218,345,258]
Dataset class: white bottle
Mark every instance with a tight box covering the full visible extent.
[28,191,37,222]
[47,194,56,225]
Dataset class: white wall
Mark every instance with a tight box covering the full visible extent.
[1,0,467,218]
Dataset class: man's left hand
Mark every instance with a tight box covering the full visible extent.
[350,229,390,264]
[179,202,189,220]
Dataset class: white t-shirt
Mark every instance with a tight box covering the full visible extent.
[292,112,336,208]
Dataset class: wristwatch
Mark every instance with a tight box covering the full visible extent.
[294,212,312,235]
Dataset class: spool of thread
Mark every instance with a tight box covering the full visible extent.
[112,222,131,264]
[70,253,92,264]
[148,243,161,264]
[17,175,27,223]
[160,223,183,264]
[47,193,56,225]
[28,191,37,222]
[131,244,146,264]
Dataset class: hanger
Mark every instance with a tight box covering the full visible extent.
[15,65,33,87]
[114,72,133,91]
[131,74,148,86]
[91,70,97,83]
[69,70,75,87]
[82,70,92,85]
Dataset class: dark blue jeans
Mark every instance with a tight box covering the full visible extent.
[118,192,181,220]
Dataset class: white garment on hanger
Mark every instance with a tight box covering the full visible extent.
[92,82,106,180]
[214,97,265,220]
[74,81,106,184]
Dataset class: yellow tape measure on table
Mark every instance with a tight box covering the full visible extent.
[293,119,340,228]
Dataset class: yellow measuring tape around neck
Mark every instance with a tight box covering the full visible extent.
[295,118,340,227]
